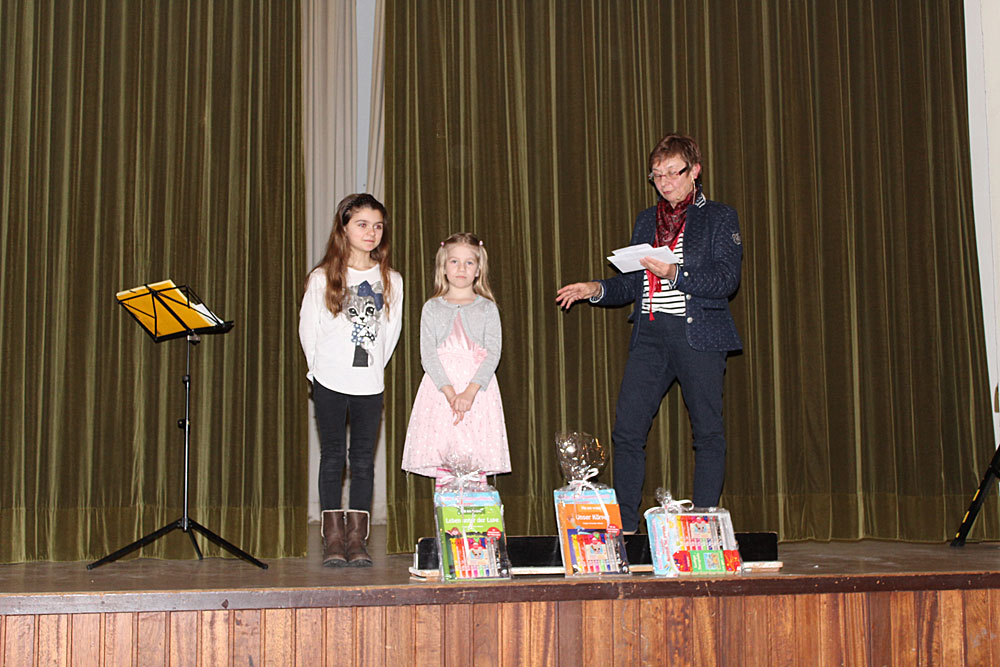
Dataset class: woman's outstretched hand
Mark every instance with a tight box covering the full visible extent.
[556,281,601,310]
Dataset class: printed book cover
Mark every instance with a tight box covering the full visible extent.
[434,490,511,581]
[553,486,629,576]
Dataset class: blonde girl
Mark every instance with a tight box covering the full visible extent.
[402,232,510,484]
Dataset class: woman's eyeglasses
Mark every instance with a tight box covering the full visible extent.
[648,166,689,183]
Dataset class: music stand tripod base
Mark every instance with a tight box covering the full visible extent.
[87,517,267,570]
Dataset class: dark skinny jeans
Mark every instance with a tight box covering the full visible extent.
[312,380,384,512]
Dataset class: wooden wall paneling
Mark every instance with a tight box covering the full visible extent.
[663,596,693,664]
[293,608,323,666]
[988,587,1000,663]
[914,590,941,664]
[638,598,666,664]
[816,593,844,667]
[232,609,262,665]
[473,601,501,665]
[71,613,101,666]
[442,603,472,664]
[691,596,719,667]
[15,581,1000,665]
[889,590,918,666]
[939,589,966,665]
[740,595,770,666]
[612,598,641,666]
[413,604,443,665]
[35,614,69,667]
[499,601,531,667]
[528,601,557,666]
[839,592,870,666]
[793,594,820,662]
[262,608,295,665]
[385,605,415,665]
[137,612,168,665]
[554,600,583,665]
[324,606,355,663]
[982,587,1000,664]
[867,591,893,666]
[581,599,615,666]
[718,593,746,665]
[2,615,35,667]
[766,592,796,665]
[355,605,386,665]
[199,610,231,665]
[103,612,135,666]
[984,589,1000,665]
[168,610,199,665]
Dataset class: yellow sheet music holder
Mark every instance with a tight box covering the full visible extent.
[116,280,234,342]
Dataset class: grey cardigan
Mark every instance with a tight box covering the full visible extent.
[420,296,501,390]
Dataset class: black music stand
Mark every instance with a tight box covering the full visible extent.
[951,442,1000,548]
[88,281,267,569]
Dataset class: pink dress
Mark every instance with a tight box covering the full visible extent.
[402,315,511,477]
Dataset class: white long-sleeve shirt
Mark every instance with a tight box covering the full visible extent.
[298,265,403,395]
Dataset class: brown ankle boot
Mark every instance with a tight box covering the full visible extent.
[344,510,372,567]
[321,510,347,567]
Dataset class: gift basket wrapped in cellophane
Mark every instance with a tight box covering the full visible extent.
[644,487,742,576]
[433,453,511,581]
[552,431,629,576]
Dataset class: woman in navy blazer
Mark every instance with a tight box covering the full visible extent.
[556,133,743,532]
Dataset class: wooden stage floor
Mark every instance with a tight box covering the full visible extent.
[3,525,1000,615]
[7,529,1000,664]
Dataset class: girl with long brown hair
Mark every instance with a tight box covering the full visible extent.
[299,193,403,567]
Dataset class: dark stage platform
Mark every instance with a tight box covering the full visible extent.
[4,527,1000,664]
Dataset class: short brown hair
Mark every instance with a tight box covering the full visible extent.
[648,133,702,173]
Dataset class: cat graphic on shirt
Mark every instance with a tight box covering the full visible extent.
[345,281,383,367]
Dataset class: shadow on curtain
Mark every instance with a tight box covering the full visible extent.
[383,0,998,553]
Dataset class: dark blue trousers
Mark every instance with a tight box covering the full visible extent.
[312,380,384,512]
[611,314,728,531]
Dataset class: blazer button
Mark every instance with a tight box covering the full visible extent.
[683,271,690,277]
[686,294,692,300]
[686,316,694,323]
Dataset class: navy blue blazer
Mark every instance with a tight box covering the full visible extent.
[595,190,743,352]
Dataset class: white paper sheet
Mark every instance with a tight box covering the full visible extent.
[606,243,679,273]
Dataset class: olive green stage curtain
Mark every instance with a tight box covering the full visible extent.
[384,0,998,552]
[0,1,307,562]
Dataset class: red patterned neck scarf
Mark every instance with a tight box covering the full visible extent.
[647,189,694,298]
[654,189,693,249]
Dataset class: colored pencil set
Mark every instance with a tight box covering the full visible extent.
[554,486,630,576]
[644,506,743,576]
[434,489,511,581]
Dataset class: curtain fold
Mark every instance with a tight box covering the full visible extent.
[0,0,307,562]
[384,0,997,553]
[302,0,357,268]
[367,0,386,203]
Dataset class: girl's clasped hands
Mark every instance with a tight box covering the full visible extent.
[442,384,479,424]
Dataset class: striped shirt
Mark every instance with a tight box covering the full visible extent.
[640,232,686,316]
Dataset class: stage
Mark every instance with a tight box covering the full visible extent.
[3,528,1000,664]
